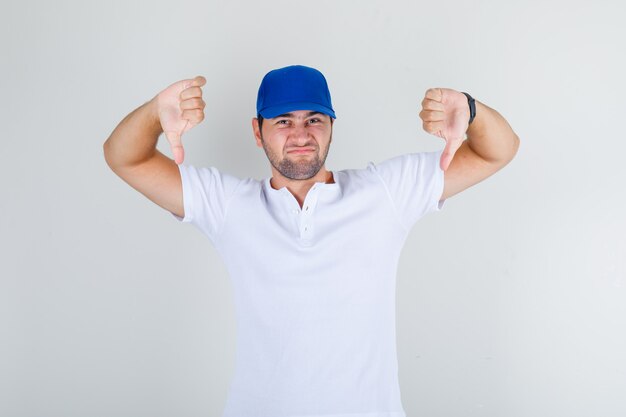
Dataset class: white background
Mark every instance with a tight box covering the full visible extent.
[1,1,625,416]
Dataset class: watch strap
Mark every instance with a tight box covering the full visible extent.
[461,92,476,124]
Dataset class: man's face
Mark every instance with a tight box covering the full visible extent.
[253,110,333,180]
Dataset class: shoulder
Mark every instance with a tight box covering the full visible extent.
[370,150,443,171]
[335,150,442,184]
[179,164,261,195]
[340,150,443,186]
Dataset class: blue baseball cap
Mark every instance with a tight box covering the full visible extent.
[256,65,336,119]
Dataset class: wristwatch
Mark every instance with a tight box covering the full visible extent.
[461,92,476,124]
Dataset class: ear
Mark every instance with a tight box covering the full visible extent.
[252,117,263,147]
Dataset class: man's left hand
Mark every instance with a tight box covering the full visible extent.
[419,88,470,171]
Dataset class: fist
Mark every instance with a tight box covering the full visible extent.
[419,87,470,171]
[155,75,207,164]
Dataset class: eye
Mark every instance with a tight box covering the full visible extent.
[308,118,321,124]
[276,120,289,125]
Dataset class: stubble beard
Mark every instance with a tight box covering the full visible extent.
[260,132,332,180]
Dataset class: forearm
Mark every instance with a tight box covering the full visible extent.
[465,100,520,165]
[103,96,163,169]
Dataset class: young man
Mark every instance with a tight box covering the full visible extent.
[103,65,519,417]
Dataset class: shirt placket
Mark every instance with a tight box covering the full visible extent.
[282,185,320,246]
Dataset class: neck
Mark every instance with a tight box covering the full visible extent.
[269,167,334,208]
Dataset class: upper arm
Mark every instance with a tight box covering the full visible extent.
[371,151,445,229]
[108,150,184,218]
[441,140,508,201]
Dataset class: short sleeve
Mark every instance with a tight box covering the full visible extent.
[370,149,446,230]
[171,164,243,243]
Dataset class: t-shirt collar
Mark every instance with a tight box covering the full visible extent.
[263,171,341,194]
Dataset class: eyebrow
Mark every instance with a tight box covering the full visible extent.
[274,111,324,119]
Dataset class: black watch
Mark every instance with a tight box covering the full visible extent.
[461,92,476,124]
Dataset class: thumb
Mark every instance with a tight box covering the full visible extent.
[439,132,462,171]
[164,125,186,164]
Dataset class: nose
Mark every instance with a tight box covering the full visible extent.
[290,123,312,145]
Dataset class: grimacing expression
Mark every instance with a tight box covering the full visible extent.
[258,111,333,180]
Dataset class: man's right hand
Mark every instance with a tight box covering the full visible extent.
[155,75,207,164]
[104,75,208,219]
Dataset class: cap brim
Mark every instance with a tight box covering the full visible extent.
[258,101,336,119]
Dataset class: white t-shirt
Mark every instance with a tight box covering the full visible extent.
[172,150,445,417]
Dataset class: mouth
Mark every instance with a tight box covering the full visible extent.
[286,147,316,154]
